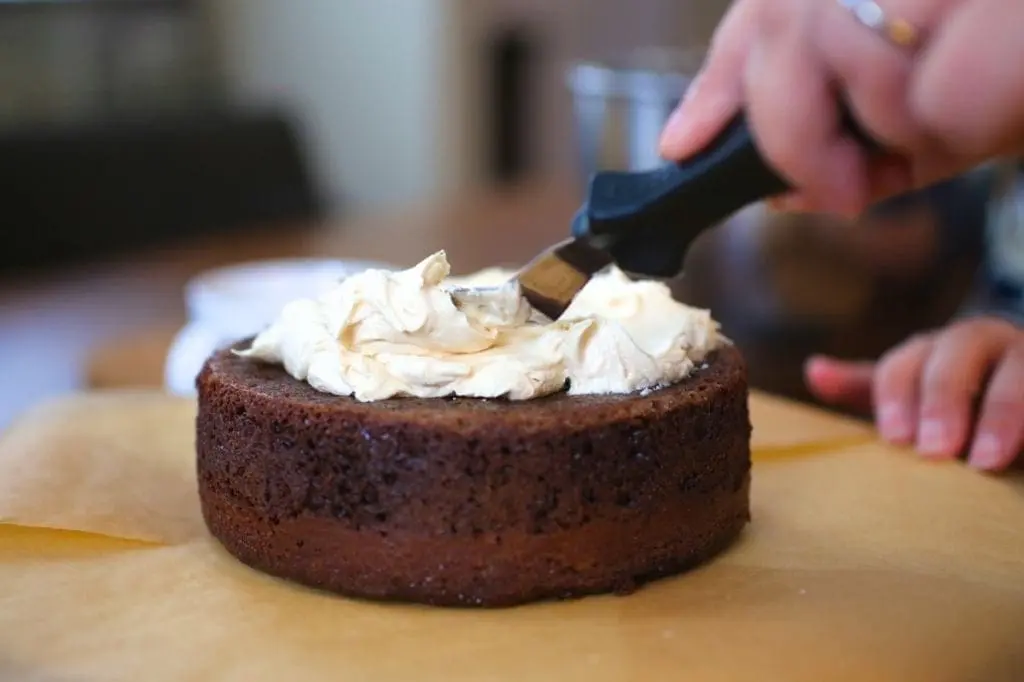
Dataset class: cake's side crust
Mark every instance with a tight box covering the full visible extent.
[196,344,752,607]
[201,480,749,607]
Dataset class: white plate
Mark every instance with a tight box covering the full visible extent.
[164,258,392,396]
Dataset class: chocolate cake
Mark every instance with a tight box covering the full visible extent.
[196,343,751,607]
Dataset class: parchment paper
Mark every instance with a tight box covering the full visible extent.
[1,390,1022,682]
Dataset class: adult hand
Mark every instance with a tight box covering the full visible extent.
[805,317,1024,471]
[660,0,1024,216]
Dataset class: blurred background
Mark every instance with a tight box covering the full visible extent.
[0,0,1016,428]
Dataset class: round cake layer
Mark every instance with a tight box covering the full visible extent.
[196,344,751,607]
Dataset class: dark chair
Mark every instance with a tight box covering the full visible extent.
[0,109,325,273]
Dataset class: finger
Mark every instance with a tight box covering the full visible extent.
[765,194,797,213]
[916,321,1012,459]
[766,193,822,215]
[817,0,919,151]
[817,1,962,205]
[804,355,875,413]
[742,4,869,216]
[873,334,934,444]
[865,155,916,207]
[765,192,829,214]
[906,148,977,196]
[967,342,1024,471]
[767,191,850,215]
[658,0,754,160]
[910,0,1024,161]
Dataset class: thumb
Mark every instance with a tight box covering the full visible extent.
[804,355,876,413]
[658,2,753,160]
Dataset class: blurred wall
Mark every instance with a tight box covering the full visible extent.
[206,0,469,214]
[576,0,724,55]
[0,0,729,213]
[0,4,217,129]
[204,0,729,214]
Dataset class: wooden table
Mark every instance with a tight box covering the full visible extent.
[83,183,979,410]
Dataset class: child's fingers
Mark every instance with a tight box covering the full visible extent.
[803,355,874,412]
[915,323,1010,459]
[873,334,933,444]
[967,342,1024,471]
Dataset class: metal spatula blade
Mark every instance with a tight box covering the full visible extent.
[514,238,614,320]
[449,238,612,322]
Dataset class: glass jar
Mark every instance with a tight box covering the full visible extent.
[565,47,705,180]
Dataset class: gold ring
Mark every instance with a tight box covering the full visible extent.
[837,0,921,49]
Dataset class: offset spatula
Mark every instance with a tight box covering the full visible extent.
[495,108,881,321]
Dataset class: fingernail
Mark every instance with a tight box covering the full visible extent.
[878,403,912,443]
[968,433,1003,470]
[665,105,687,131]
[682,70,704,103]
[660,106,691,147]
[660,72,704,151]
[768,195,809,214]
[917,419,949,457]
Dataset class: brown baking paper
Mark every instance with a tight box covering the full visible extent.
[1,390,1023,682]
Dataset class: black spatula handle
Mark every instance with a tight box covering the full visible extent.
[572,107,881,278]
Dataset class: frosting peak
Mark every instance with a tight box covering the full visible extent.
[238,251,723,401]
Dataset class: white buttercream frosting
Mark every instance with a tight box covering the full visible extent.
[237,251,723,401]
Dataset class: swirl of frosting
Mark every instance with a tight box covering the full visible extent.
[237,251,723,401]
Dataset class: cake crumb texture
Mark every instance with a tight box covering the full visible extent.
[196,344,751,607]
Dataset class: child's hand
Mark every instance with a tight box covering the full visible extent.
[804,317,1024,471]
